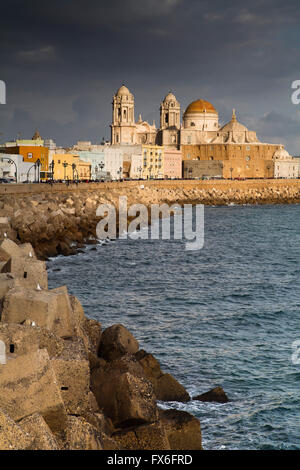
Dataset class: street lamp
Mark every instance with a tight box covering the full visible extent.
[230,167,233,180]
[72,163,76,181]
[35,158,41,183]
[266,164,271,179]
[50,160,55,182]
[137,166,142,179]
[118,166,123,181]
[63,161,68,180]
[1,157,18,182]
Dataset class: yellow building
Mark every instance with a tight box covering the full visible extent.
[142,145,164,179]
[53,154,91,180]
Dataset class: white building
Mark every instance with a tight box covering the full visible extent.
[273,148,298,178]
[0,153,36,182]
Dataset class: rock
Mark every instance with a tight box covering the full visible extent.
[0,349,67,432]
[159,409,203,450]
[98,324,139,361]
[0,409,34,450]
[19,413,59,450]
[155,374,190,402]
[82,317,102,354]
[92,371,158,428]
[57,416,103,450]
[112,421,170,450]
[2,286,75,338]
[136,350,190,402]
[193,386,229,403]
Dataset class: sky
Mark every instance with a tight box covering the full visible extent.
[1,0,300,153]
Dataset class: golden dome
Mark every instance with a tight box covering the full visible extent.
[184,99,217,115]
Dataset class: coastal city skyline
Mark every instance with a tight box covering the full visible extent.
[1,0,300,153]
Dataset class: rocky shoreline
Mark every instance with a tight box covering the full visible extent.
[0,181,298,449]
[1,182,300,259]
[0,238,207,450]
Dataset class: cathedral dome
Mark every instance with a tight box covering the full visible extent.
[184,99,217,115]
[273,148,291,160]
[116,84,131,96]
[219,112,248,133]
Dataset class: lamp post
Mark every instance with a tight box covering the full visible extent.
[266,164,271,179]
[118,166,123,181]
[1,157,18,182]
[35,158,41,183]
[230,167,233,180]
[189,168,193,179]
[137,166,142,179]
[63,161,68,180]
[72,163,76,182]
[50,160,55,182]
[26,164,36,182]
[99,162,104,176]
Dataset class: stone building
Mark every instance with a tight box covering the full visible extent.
[142,145,164,179]
[182,160,223,179]
[110,85,293,179]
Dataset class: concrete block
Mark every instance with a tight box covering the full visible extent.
[0,349,67,432]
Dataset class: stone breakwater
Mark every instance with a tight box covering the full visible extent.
[1,179,300,259]
[0,238,205,450]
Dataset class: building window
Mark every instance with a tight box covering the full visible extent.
[190,122,195,127]
[246,156,250,161]
[27,153,33,158]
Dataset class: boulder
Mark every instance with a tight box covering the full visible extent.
[19,413,59,450]
[193,386,229,403]
[159,409,203,450]
[112,421,170,450]
[136,350,190,402]
[155,374,190,403]
[0,348,67,432]
[0,409,33,450]
[98,324,139,361]
[92,371,158,428]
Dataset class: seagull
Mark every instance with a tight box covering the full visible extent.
[3,232,7,238]
[36,283,42,291]
[31,321,36,327]
[29,252,33,258]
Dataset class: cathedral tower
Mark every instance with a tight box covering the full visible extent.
[160,92,180,129]
[111,85,136,145]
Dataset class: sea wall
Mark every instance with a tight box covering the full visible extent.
[1,179,300,258]
[0,238,203,450]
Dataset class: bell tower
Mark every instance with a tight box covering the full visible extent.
[160,91,180,130]
[111,85,136,145]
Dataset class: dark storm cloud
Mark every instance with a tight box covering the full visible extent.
[1,0,300,152]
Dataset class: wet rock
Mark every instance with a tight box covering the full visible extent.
[193,386,229,403]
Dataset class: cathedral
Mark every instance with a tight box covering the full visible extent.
[110,84,263,149]
[110,84,294,179]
